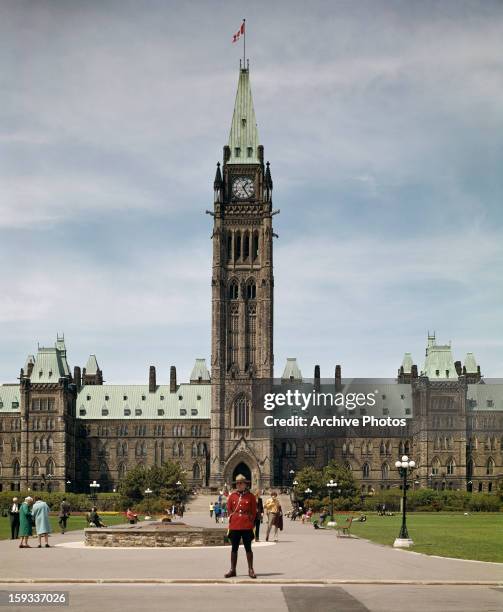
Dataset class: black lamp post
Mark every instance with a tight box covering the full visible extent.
[393,455,415,548]
[326,479,337,521]
[304,487,312,508]
[90,480,100,505]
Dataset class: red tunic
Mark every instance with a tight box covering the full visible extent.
[227,490,257,531]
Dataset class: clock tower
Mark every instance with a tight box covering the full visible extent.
[209,63,275,489]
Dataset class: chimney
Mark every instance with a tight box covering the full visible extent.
[335,364,342,391]
[454,360,462,376]
[411,364,418,379]
[74,366,81,391]
[27,361,34,378]
[170,366,177,393]
[149,366,156,393]
[314,365,320,393]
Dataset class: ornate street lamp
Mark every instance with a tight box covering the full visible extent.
[393,455,415,548]
[326,479,337,521]
[304,487,312,508]
[144,487,153,519]
[90,480,100,505]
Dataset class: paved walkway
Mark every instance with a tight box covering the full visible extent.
[2,510,502,611]
[1,511,502,584]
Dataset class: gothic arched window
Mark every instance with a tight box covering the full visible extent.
[362,463,370,479]
[193,463,201,480]
[46,457,55,476]
[233,395,250,429]
[229,280,239,300]
[31,458,40,476]
[381,463,389,480]
[486,457,495,475]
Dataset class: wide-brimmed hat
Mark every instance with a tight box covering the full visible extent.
[233,474,250,484]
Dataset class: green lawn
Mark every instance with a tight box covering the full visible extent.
[0,514,132,541]
[325,512,503,563]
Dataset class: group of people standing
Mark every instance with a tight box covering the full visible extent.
[224,475,284,579]
[9,496,71,548]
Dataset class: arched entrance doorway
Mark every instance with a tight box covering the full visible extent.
[232,462,252,486]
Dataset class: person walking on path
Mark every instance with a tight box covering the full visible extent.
[214,501,221,524]
[32,496,52,548]
[58,498,71,534]
[225,474,257,579]
[254,489,264,541]
[209,502,214,518]
[9,497,20,539]
[18,497,34,548]
[264,491,282,542]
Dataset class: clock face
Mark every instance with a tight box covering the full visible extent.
[232,176,254,199]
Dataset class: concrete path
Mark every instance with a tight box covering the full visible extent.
[1,510,501,584]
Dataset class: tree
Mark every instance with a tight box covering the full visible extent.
[117,460,189,508]
[293,460,357,508]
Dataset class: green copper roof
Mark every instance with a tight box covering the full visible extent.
[85,354,99,375]
[29,344,71,383]
[190,359,210,383]
[421,335,457,379]
[77,383,211,420]
[281,358,303,381]
[464,352,478,373]
[228,68,260,164]
[0,384,20,412]
[467,383,503,411]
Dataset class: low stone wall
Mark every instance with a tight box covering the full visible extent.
[85,524,228,547]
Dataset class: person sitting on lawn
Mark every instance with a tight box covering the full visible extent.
[89,507,106,528]
[126,508,138,524]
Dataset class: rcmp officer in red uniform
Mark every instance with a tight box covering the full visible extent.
[225,474,257,578]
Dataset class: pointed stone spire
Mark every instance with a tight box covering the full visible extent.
[265,161,273,189]
[228,67,260,164]
[214,162,222,188]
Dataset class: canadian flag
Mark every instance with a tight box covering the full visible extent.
[232,20,245,43]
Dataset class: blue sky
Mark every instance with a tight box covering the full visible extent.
[1,0,502,383]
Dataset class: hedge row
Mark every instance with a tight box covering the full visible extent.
[0,491,122,512]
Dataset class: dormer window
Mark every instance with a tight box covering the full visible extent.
[197,395,201,401]
[101,408,109,416]
[191,409,198,416]
[435,370,440,376]
[123,395,128,401]
[87,395,91,401]
[247,147,253,158]
[135,408,142,416]
[235,147,241,157]
[158,408,164,416]
[124,408,131,416]
[105,395,109,401]
[180,408,187,416]
[241,118,246,127]
[178,395,183,401]
[48,370,52,378]
[160,395,164,401]
[142,395,146,401]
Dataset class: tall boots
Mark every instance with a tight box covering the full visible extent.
[246,551,257,579]
[224,550,257,579]
[224,551,237,578]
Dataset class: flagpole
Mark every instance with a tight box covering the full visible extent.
[243,19,246,68]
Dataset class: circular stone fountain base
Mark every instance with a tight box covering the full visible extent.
[85,521,228,547]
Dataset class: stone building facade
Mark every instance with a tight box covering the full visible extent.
[0,65,502,495]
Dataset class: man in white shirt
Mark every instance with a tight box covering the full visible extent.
[9,497,20,539]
